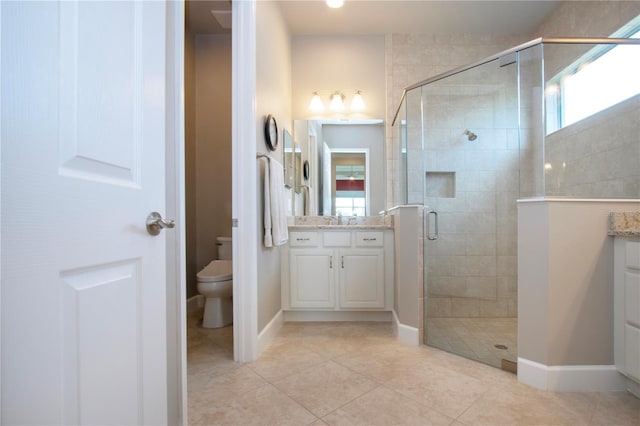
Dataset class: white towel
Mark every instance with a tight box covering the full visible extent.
[263,158,288,247]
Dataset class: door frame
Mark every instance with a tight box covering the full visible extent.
[166,1,187,425]
[167,0,259,423]
[230,0,258,363]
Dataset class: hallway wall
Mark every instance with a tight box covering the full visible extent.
[256,0,292,332]
[185,33,232,298]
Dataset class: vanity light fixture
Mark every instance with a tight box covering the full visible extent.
[351,90,365,111]
[308,92,325,112]
[326,0,345,9]
[308,90,365,114]
[329,92,346,112]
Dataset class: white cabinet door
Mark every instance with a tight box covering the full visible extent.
[1,1,169,424]
[290,250,335,308]
[339,249,385,309]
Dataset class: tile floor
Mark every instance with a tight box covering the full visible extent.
[187,312,640,425]
[426,317,517,369]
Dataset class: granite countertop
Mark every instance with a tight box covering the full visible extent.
[608,211,640,237]
[288,224,393,230]
[288,215,394,230]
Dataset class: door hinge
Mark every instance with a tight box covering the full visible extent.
[232,218,238,227]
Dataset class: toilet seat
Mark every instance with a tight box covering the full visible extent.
[197,260,232,283]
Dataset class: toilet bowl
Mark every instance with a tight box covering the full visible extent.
[197,236,233,328]
[197,260,233,328]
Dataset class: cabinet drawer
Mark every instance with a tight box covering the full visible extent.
[355,231,384,247]
[323,231,351,247]
[289,232,319,247]
[626,241,640,270]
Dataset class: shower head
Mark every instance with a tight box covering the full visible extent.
[464,129,477,141]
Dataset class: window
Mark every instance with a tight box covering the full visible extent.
[545,25,640,134]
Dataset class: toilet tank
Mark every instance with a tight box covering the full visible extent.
[217,237,232,260]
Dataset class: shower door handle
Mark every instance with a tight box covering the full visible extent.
[426,210,439,241]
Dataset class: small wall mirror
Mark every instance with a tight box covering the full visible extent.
[283,129,294,189]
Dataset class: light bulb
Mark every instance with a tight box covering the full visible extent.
[329,92,345,112]
[326,0,344,9]
[351,91,365,111]
[308,92,324,112]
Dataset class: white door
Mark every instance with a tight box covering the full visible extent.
[2,1,169,424]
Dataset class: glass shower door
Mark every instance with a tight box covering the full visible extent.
[420,57,520,370]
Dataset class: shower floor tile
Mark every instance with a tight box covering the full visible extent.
[426,317,517,369]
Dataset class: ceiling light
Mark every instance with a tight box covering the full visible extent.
[308,92,324,112]
[326,0,345,9]
[351,90,365,111]
[329,92,345,112]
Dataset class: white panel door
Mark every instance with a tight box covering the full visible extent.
[1,1,168,424]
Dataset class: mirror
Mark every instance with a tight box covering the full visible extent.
[294,142,302,194]
[283,129,294,189]
[294,120,385,216]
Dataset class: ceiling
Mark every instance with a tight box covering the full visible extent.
[186,0,560,36]
[186,0,231,34]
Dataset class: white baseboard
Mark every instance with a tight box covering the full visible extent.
[518,358,626,392]
[257,309,283,355]
[392,310,419,346]
[186,294,204,314]
[283,310,392,322]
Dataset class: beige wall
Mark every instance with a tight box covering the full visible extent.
[518,200,640,366]
[256,0,292,332]
[292,35,385,120]
[184,34,232,299]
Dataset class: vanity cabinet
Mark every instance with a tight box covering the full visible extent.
[283,229,393,313]
[614,237,640,397]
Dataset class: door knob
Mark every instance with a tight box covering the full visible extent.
[146,212,175,236]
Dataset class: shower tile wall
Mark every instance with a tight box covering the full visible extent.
[386,33,529,208]
[544,94,640,198]
[416,60,519,320]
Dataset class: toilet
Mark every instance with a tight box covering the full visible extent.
[197,237,233,328]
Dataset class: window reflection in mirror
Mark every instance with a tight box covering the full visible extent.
[332,153,367,216]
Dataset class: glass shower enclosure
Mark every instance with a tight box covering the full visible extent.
[393,37,640,371]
